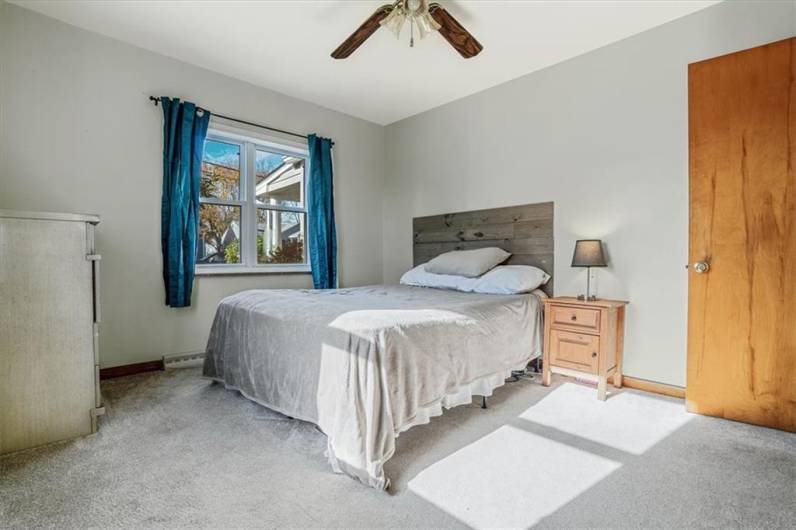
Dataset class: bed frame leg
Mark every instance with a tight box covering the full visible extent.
[481,396,488,409]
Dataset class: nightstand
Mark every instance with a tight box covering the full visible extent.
[542,297,628,400]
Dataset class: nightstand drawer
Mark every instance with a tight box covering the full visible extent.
[549,305,600,331]
[549,329,600,374]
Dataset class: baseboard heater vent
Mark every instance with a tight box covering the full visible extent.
[163,351,205,369]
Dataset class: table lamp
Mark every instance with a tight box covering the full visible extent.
[571,239,607,301]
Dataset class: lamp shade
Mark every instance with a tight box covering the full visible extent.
[571,239,607,267]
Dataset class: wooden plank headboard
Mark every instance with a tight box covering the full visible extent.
[413,201,554,296]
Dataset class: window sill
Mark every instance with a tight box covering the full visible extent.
[195,265,311,276]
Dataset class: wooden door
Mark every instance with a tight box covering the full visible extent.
[688,38,795,432]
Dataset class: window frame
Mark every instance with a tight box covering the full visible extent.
[196,123,311,276]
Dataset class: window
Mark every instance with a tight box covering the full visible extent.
[197,126,309,274]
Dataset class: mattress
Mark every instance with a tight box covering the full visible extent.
[203,284,543,489]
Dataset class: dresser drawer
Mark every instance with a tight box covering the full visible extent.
[549,304,600,331]
[549,329,600,374]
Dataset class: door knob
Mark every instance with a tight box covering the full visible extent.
[693,261,710,274]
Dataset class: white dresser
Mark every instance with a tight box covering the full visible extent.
[0,210,103,455]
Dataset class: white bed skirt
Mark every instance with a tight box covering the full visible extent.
[325,360,532,490]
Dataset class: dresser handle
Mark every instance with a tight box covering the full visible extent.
[571,315,577,321]
[591,352,597,358]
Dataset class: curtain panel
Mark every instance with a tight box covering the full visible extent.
[307,134,337,289]
[159,97,210,307]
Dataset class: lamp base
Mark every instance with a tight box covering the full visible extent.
[579,266,598,301]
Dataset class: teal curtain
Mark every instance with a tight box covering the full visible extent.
[307,134,337,289]
[160,97,210,307]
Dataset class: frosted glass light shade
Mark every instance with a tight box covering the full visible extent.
[380,8,405,39]
[416,12,441,38]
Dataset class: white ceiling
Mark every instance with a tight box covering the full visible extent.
[11,0,719,125]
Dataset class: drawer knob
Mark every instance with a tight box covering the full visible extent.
[591,352,597,358]
[571,315,577,321]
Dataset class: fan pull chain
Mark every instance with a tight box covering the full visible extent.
[410,17,415,47]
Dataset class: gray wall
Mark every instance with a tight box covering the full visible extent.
[0,2,385,368]
[383,0,795,386]
[3,0,794,384]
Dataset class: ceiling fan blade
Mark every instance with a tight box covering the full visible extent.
[331,4,394,59]
[428,4,483,59]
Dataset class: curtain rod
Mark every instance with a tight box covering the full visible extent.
[149,96,310,142]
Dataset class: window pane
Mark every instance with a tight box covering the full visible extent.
[257,208,305,264]
[198,204,241,264]
[255,149,304,207]
[202,140,241,200]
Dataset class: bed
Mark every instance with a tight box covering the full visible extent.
[203,201,554,489]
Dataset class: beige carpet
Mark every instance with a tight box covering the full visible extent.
[1,368,793,529]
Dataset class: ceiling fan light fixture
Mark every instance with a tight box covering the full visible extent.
[379,0,439,41]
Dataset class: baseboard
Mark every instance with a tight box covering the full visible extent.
[100,357,684,399]
[99,360,164,380]
[614,375,686,399]
[163,351,205,369]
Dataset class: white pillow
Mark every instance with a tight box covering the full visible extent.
[400,264,480,291]
[472,265,550,295]
[424,247,511,278]
[400,264,549,295]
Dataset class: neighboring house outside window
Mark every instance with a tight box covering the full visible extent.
[196,122,310,274]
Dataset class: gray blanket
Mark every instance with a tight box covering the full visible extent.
[203,285,543,489]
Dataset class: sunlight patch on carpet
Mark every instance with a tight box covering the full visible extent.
[520,382,693,455]
[408,425,621,529]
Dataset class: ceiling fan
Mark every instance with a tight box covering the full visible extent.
[331,0,483,59]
